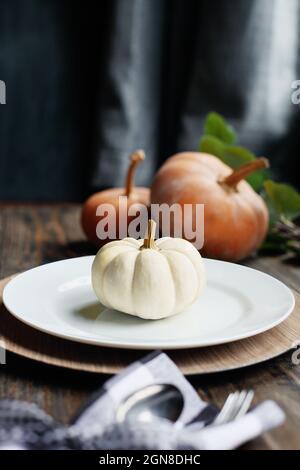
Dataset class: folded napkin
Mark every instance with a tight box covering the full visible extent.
[0,352,284,450]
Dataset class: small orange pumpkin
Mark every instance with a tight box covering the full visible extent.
[81,150,150,246]
[151,152,269,261]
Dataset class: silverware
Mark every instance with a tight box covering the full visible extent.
[188,389,254,428]
[212,390,254,426]
[116,384,184,423]
[116,384,254,427]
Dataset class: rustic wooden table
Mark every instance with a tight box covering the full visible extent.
[0,204,300,449]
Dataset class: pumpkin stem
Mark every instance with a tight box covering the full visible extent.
[222,158,269,188]
[142,219,157,249]
[125,149,145,197]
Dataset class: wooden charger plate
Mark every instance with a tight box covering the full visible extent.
[0,275,299,375]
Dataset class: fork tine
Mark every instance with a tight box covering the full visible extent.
[233,390,254,420]
[211,389,254,428]
[213,392,238,425]
[225,390,247,422]
[226,390,253,423]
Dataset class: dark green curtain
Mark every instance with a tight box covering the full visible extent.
[0,0,299,201]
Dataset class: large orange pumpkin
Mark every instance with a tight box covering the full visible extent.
[151,152,269,261]
[81,150,150,246]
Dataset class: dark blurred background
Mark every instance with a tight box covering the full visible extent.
[0,0,300,201]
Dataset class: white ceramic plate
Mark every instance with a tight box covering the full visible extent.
[3,256,295,350]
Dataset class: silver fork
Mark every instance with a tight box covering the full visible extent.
[212,390,254,426]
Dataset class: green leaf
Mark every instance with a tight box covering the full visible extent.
[204,112,236,145]
[261,189,279,227]
[199,136,267,191]
[264,180,300,221]
[223,145,255,166]
[199,135,226,159]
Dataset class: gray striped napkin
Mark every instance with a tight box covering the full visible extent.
[0,352,284,450]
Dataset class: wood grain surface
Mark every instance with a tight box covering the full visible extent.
[0,204,300,449]
[1,276,300,375]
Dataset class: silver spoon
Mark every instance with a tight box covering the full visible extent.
[116,384,254,427]
[116,384,184,423]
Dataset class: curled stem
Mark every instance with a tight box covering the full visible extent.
[125,149,145,197]
[222,158,269,188]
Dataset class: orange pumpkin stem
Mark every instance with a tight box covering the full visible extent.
[125,149,145,197]
[142,219,157,249]
[222,158,269,188]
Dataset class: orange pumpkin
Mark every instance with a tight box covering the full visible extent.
[81,150,150,246]
[151,152,269,261]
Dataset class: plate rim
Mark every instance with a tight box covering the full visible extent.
[3,256,295,350]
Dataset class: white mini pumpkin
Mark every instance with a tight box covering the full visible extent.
[92,220,206,319]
